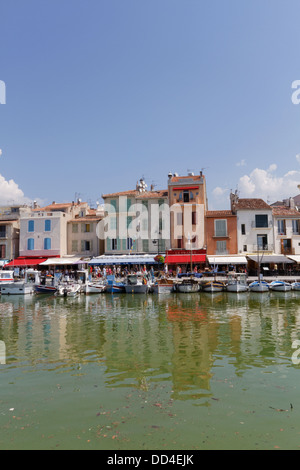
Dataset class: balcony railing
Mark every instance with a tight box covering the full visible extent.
[251,244,274,252]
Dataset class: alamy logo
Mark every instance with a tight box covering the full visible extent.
[0,341,6,364]
[0,80,6,104]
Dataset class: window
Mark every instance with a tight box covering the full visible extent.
[27,238,34,250]
[192,211,197,225]
[28,220,34,232]
[142,239,149,252]
[241,224,246,235]
[81,240,91,251]
[216,240,227,254]
[292,219,300,234]
[257,234,268,250]
[45,220,51,232]
[243,245,247,252]
[0,244,6,258]
[177,238,183,249]
[72,224,78,233]
[177,212,183,225]
[84,223,90,233]
[277,219,286,235]
[72,240,78,252]
[44,238,51,250]
[183,190,189,203]
[0,226,6,238]
[127,238,133,250]
[214,220,227,237]
[255,214,268,228]
[111,238,117,250]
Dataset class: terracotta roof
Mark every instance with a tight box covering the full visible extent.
[169,174,204,183]
[206,210,235,217]
[33,202,87,211]
[234,198,271,210]
[272,206,300,217]
[102,189,168,199]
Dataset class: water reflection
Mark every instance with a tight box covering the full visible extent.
[1,291,300,401]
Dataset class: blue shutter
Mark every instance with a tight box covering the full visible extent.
[44,238,51,250]
[45,220,51,232]
[28,221,34,232]
[27,238,34,250]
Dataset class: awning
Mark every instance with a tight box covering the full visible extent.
[39,256,82,266]
[247,255,294,264]
[165,254,206,265]
[4,257,48,267]
[207,255,248,265]
[89,255,157,265]
[287,255,300,264]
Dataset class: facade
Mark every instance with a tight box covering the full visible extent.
[67,204,105,257]
[102,178,170,255]
[168,171,207,250]
[205,210,237,255]
[231,192,274,255]
[272,203,300,256]
[19,201,89,258]
[0,205,31,262]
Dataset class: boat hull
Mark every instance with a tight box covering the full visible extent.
[125,284,149,294]
[202,282,224,293]
[249,281,269,292]
[2,283,35,295]
[292,282,300,291]
[177,284,199,293]
[85,283,106,294]
[270,282,292,292]
[153,284,174,294]
[226,284,248,292]
[35,285,57,294]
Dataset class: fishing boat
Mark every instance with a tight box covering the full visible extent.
[226,273,248,293]
[249,278,269,293]
[202,280,225,293]
[105,274,125,293]
[0,270,14,286]
[35,275,57,294]
[85,281,106,294]
[1,269,40,295]
[124,273,150,294]
[269,280,292,292]
[153,278,174,294]
[177,278,200,293]
[292,282,300,291]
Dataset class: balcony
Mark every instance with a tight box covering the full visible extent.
[250,244,274,253]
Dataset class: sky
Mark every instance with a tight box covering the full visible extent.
[1,0,300,209]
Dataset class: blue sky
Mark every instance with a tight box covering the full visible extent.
[1,0,300,209]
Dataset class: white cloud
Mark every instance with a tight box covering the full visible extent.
[212,186,229,199]
[0,173,34,205]
[238,165,300,202]
[236,159,246,167]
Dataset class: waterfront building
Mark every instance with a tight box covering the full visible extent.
[272,198,300,258]
[102,178,170,256]
[18,200,89,260]
[0,205,31,265]
[67,203,105,258]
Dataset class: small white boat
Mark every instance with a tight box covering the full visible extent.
[0,270,14,287]
[153,278,174,294]
[292,282,300,291]
[85,282,106,294]
[1,269,40,295]
[226,273,248,293]
[249,280,269,293]
[269,280,292,292]
[125,274,150,294]
[202,280,224,293]
[177,278,200,293]
[56,282,81,297]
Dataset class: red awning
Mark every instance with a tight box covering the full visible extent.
[4,257,48,267]
[165,254,206,264]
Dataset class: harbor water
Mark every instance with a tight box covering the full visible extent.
[1,290,300,450]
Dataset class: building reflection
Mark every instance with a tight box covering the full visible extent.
[1,291,300,402]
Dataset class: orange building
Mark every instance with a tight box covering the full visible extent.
[205,210,238,256]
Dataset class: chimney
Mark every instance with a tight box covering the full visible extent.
[290,197,295,209]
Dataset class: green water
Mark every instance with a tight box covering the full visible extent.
[1,290,300,450]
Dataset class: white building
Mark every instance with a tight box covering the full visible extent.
[230,193,274,255]
[272,200,300,256]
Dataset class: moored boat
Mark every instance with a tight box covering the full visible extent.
[105,275,125,293]
[292,282,300,291]
[269,280,292,292]
[202,280,224,293]
[226,273,248,293]
[1,269,40,295]
[249,280,269,293]
[85,282,106,294]
[153,278,174,294]
[177,278,200,293]
[124,273,150,294]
